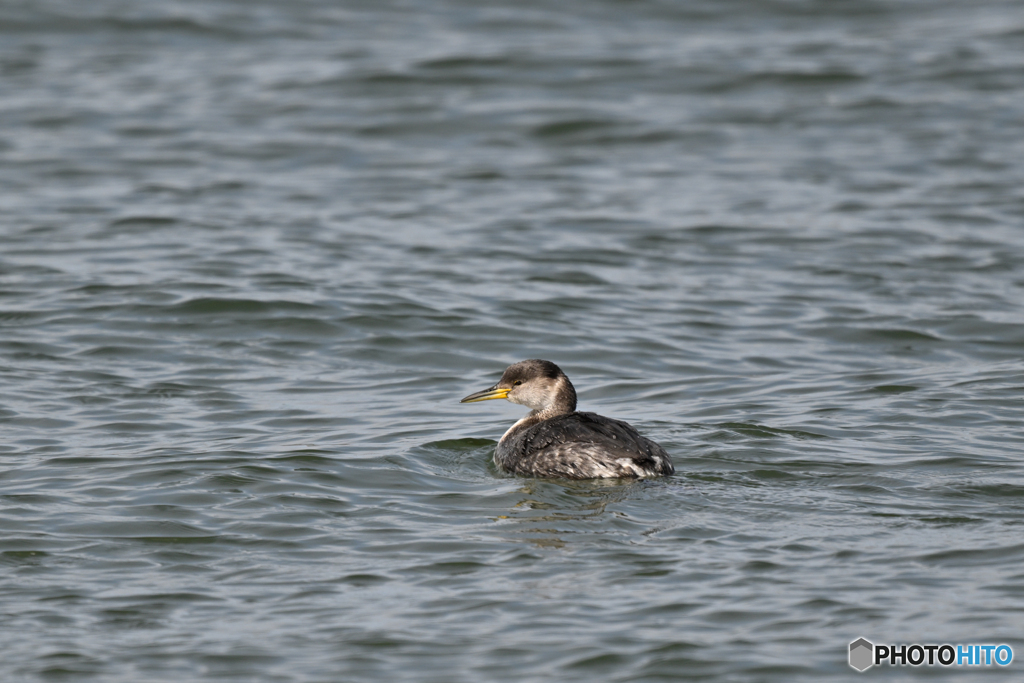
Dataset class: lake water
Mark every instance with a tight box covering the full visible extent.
[2,0,1024,680]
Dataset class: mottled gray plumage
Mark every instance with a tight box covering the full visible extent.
[460,359,674,480]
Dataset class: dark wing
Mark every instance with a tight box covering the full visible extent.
[506,412,674,479]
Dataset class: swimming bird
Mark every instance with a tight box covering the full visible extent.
[460,359,674,479]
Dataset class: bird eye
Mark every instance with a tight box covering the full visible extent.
[513,380,522,386]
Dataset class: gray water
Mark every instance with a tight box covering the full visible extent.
[3,1,1024,681]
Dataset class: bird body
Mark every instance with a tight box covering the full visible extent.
[461,360,674,480]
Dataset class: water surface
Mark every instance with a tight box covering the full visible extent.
[2,0,1024,680]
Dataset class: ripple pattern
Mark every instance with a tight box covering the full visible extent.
[2,0,1024,681]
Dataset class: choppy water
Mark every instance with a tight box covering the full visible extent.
[3,1,1024,681]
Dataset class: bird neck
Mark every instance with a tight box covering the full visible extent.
[544,374,576,415]
[499,376,576,444]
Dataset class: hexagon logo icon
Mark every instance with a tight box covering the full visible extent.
[849,638,874,671]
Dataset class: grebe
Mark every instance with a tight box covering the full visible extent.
[460,359,674,479]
